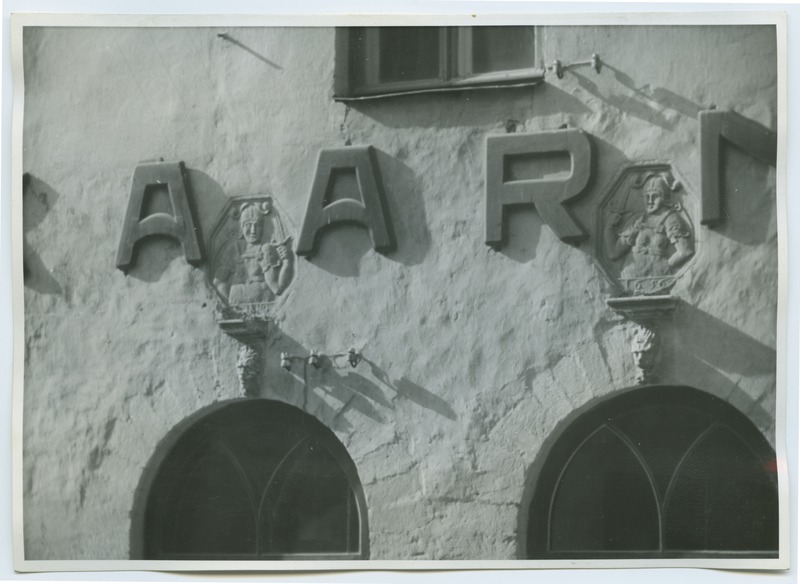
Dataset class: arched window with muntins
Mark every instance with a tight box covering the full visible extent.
[141,400,368,560]
[525,387,778,559]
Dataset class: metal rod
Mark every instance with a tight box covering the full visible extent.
[548,53,602,79]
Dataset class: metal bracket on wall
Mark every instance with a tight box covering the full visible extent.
[281,348,362,372]
[548,54,602,79]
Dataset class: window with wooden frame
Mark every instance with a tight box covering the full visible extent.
[334,26,543,99]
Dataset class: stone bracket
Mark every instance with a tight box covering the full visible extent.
[217,316,268,343]
[217,315,269,398]
[606,295,677,324]
[607,295,676,386]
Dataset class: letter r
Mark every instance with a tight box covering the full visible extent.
[485,129,592,249]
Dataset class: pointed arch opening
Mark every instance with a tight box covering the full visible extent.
[522,386,778,559]
[132,399,369,560]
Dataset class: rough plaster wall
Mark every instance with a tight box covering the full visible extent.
[21,25,778,560]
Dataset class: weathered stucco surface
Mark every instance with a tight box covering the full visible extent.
[21,25,777,560]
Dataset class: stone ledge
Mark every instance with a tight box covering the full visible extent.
[606,295,677,322]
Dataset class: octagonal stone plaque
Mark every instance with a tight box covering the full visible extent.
[209,195,295,316]
[595,163,696,297]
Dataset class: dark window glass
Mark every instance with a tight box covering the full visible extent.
[470,27,536,74]
[163,446,256,555]
[378,27,441,83]
[143,401,367,559]
[665,426,779,551]
[614,405,712,498]
[527,387,778,559]
[268,440,358,554]
[341,26,541,98]
[550,426,660,551]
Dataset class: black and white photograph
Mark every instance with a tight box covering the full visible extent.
[9,10,790,572]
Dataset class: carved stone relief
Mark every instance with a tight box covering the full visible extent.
[597,164,695,296]
[599,164,693,386]
[217,316,268,398]
[607,296,676,387]
[210,196,295,311]
[209,196,295,397]
[631,325,658,385]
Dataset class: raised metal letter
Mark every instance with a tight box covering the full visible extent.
[699,110,777,227]
[115,161,203,273]
[296,146,395,257]
[485,129,592,249]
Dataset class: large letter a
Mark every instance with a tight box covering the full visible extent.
[296,146,395,258]
[115,161,203,274]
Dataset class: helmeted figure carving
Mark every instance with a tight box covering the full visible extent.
[213,201,294,306]
[603,171,694,295]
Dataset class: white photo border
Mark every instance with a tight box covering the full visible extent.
[4,3,797,579]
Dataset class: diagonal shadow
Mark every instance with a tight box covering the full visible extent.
[497,134,629,266]
[394,377,457,421]
[572,69,673,131]
[23,173,62,295]
[217,33,283,70]
[572,63,704,132]
[343,371,395,410]
[224,321,458,428]
[302,148,431,277]
[367,360,457,420]
[676,300,776,378]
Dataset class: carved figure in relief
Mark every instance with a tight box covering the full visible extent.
[604,172,694,292]
[213,202,294,305]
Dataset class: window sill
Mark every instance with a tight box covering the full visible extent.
[334,69,545,102]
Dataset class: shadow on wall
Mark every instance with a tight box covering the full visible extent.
[348,84,591,131]
[217,32,283,70]
[304,148,432,277]
[498,134,629,265]
[23,173,63,295]
[259,325,456,434]
[572,63,705,131]
[674,301,776,431]
[676,301,775,377]
[572,64,776,247]
[124,167,229,284]
[716,136,777,247]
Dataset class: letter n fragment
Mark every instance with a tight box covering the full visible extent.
[699,110,777,227]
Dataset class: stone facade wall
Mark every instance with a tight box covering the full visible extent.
[21,24,778,560]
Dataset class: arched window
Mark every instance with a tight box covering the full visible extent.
[141,400,368,560]
[525,387,778,559]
